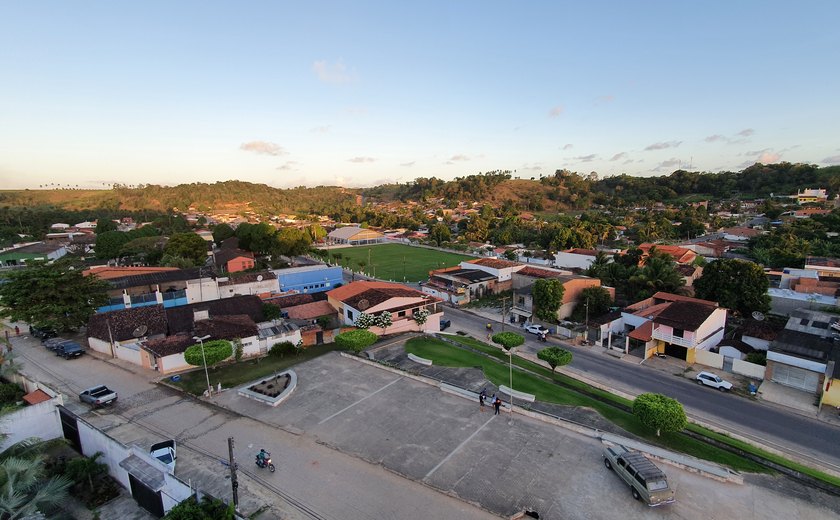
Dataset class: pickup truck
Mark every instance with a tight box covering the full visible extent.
[150,440,177,471]
[79,385,118,407]
[603,445,675,506]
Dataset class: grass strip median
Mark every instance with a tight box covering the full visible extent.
[406,336,767,473]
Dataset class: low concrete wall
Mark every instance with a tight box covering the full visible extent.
[498,385,535,403]
[732,358,765,380]
[695,349,724,369]
[74,411,193,514]
[407,353,432,366]
[0,373,64,450]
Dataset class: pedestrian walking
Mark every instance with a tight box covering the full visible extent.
[493,397,502,415]
[479,392,485,411]
[14,326,19,336]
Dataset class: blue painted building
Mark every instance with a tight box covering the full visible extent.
[273,265,343,294]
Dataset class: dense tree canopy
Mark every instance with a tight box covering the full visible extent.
[164,232,209,266]
[532,279,564,323]
[492,331,525,350]
[632,393,687,437]
[693,259,771,315]
[0,259,109,331]
[571,286,613,322]
[537,346,573,374]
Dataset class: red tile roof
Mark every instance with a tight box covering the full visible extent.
[326,281,409,301]
[22,389,52,405]
[84,266,180,279]
[629,321,653,341]
[467,258,522,269]
[638,244,697,264]
[517,266,565,279]
[285,301,337,320]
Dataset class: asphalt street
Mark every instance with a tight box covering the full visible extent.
[442,306,840,470]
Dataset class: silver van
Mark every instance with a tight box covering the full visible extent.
[603,445,675,506]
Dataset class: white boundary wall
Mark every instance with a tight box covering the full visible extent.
[732,359,766,380]
[695,349,724,369]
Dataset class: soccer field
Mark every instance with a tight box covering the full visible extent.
[327,243,474,282]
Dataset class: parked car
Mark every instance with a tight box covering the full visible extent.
[603,445,675,506]
[440,318,451,330]
[150,440,177,471]
[695,371,733,391]
[55,341,85,359]
[43,337,73,351]
[525,324,549,335]
[31,326,57,341]
[79,385,118,407]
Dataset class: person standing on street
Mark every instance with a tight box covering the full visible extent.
[493,397,502,415]
[479,391,486,411]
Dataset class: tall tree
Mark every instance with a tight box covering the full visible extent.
[627,255,684,300]
[276,227,312,258]
[95,230,130,260]
[94,218,118,234]
[212,223,235,246]
[0,259,109,331]
[164,232,208,266]
[632,393,687,437]
[532,278,564,323]
[430,222,451,247]
[571,286,613,322]
[694,258,771,315]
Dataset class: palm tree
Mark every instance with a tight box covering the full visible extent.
[0,438,71,519]
[65,451,107,491]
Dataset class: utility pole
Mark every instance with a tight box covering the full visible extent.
[227,437,239,512]
[499,295,510,332]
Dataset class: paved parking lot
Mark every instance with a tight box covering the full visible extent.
[215,351,840,519]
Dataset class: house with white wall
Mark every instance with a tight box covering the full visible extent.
[327,281,443,335]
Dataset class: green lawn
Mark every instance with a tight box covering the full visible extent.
[406,336,768,473]
[327,243,473,282]
[172,343,342,395]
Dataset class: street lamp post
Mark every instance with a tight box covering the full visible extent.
[193,334,212,396]
[508,346,515,420]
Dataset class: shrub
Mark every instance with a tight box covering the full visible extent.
[354,312,375,329]
[0,382,24,404]
[233,339,244,362]
[491,331,525,350]
[269,341,296,358]
[632,393,687,437]
[335,329,378,353]
[745,351,767,366]
[184,340,233,368]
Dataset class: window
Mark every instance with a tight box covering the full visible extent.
[673,328,684,338]
[398,311,406,317]
[800,318,810,326]
[634,473,646,487]
[812,321,829,329]
[517,296,525,305]
[347,310,354,320]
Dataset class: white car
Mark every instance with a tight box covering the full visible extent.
[525,324,549,335]
[695,371,733,391]
[150,440,177,471]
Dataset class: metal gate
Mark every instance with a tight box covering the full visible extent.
[772,364,820,393]
[128,473,164,517]
[58,407,82,453]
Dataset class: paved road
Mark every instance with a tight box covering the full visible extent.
[9,333,498,520]
[443,306,840,470]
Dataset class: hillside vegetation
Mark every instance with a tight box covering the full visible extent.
[1,163,837,218]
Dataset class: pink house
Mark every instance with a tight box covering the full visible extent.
[327,281,444,335]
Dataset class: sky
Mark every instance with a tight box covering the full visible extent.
[2,1,839,190]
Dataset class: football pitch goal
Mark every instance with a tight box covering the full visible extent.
[326,243,474,282]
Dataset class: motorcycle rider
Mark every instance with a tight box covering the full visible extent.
[256,448,269,467]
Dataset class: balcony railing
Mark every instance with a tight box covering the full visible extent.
[130,293,158,305]
[651,329,695,348]
[162,289,187,301]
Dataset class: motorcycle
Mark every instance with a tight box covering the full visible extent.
[255,451,276,472]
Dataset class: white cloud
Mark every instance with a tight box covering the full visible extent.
[310,125,331,134]
[240,141,288,156]
[610,152,628,162]
[704,134,727,143]
[548,106,564,118]
[348,156,376,163]
[400,161,416,167]
[312,60,357,84]
[449,154,470,162]
[757,151,781,164]
[737,128,755,137]
[574,154,597,162]
[822,155,840,165]
[644,141,682,151]
[561,143,573,150]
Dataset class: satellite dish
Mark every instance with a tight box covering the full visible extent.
[751,311,765,321]
[132,325,149,337]
[257,275,263,282]
[357,299,370,311]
